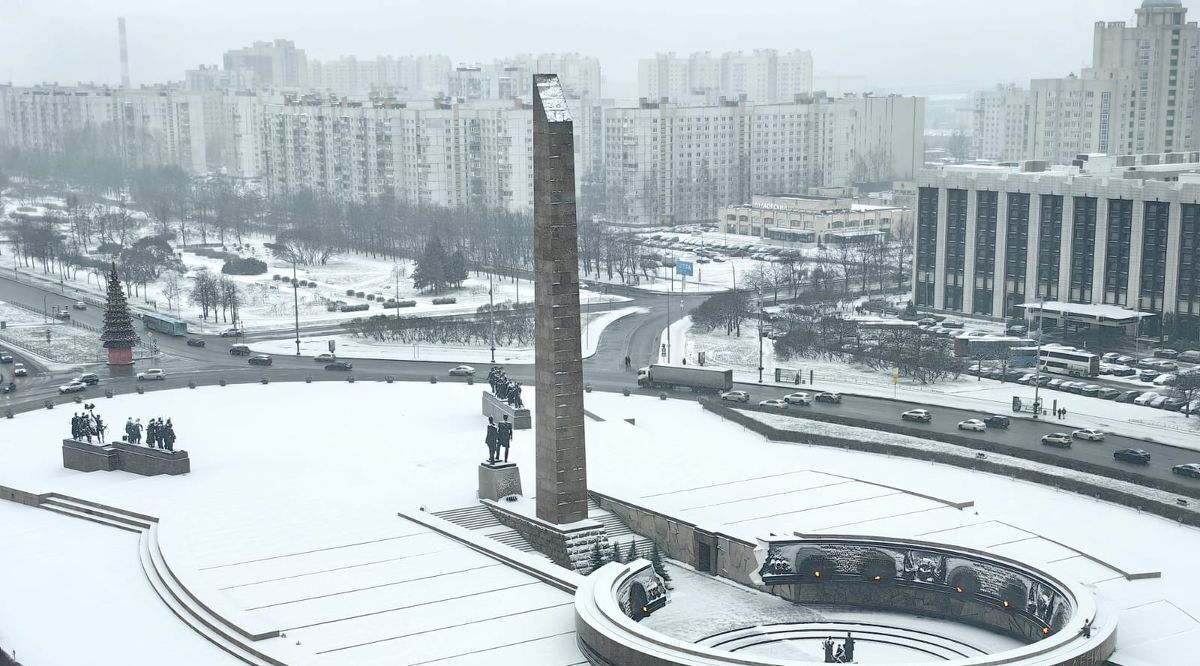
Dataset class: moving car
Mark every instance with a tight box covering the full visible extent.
[721,390,750,403]
[1072,428,1105,442]
[901,409,933,423]
[814,392,842,404]
[448,365,476,377]
[0,353,11,363]
[220,328,242,338]
[248,354,273,366]
[1172,463,1200,479]
[1113,448,1151,464]
[185,337,206,347]
[315,353,336,363]
[325,360,353,371]
[58,380,87,394]
[13,363,27,377]
[957,419,986,432]
[229,345,251,356]
[758,399,788,409]
[1041,433,1072,448]
[137,368,166,381]
[78,373,100,385]
[982,415,1011,429]
[783,392,811,405]
[73,301,87,310]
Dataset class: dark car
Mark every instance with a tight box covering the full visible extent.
[0,353,12,363]
[1109,366,1136,377]
[1097,388,1121,400]
[229,344,251,356]
[1162,397,1189,411]
[1080,385,1102,397]
[248,354,273,366]
[1172,463,1200,479]
[1116,390,1141,403]
[186,337,206,347]
[1139,369,1161,382]
[325,360,353,371]
[78,373,100,386]
[983,415,1010,429]
[1113,448,1152,464]
[1179,350,1200,363]
[1153,348,1180,359]
[1032,375,1052,387]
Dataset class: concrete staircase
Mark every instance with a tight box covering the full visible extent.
[41,493,156,533]
[587,498,656,559]
[433,504,542,555]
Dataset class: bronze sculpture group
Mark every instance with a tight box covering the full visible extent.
[487,365,524,409]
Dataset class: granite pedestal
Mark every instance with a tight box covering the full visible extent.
[478,462,523,501]
[62,439,190,476]
[481,391,531,430]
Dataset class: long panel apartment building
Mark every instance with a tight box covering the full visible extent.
[914,155,1200,335]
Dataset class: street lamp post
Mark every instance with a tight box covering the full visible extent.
[291,256,300,356]
[757,290,765,384]
[488,271,496,363]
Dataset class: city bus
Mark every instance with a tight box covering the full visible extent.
[143,311,188,337]
[1038,346,1100,378]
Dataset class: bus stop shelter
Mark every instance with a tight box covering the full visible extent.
[1015,301,1153,335]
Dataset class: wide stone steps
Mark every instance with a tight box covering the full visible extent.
[586,498,655,561]
[41,493,156,533]
[434,505,544,556]
[488,528,539,552]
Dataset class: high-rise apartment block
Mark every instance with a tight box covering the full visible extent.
[308,55,452,98]
[223,39,309,88]
[972,84,1030,162]
[638,50,813,103]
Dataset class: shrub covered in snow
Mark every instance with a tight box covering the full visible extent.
[221,257,268,275]
[432,297,457,305]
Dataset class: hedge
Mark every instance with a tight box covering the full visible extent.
[221,257,268,275]
[432,297,457,305]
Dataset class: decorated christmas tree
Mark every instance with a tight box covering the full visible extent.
[101,263,140,365]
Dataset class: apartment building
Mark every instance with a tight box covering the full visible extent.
[973,84,1030,162]
[719,193,911,243]
[223,39,308,88]
[637,50,813,103]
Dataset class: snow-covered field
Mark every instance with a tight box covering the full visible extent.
[0,301,54,328]
[0,383,1196,664]
[0,321,109,365]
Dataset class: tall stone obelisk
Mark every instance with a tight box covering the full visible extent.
[532,74,588,525]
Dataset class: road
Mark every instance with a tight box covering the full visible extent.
[3,272,1198,490]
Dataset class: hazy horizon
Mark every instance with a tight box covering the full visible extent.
[0,0,1175,96]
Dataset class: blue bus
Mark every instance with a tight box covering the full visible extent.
[143,311,188,337]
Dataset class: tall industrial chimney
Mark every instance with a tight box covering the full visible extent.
[118,17,130,89]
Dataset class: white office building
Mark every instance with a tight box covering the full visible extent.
[719,193,911,244]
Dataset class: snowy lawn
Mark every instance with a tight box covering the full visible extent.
[0,300,54,327]
[0,321,109,365]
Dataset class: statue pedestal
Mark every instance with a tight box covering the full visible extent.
[478,462,523,501]
[62,439,190,476]
[481,391,531,429]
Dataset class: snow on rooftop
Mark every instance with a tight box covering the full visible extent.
[1016,301,1152,320]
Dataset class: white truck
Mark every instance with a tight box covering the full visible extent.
[637,364,733,394]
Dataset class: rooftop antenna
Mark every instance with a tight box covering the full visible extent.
[118,17,131,89]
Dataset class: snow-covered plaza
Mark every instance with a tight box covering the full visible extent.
[0,382,1195,665]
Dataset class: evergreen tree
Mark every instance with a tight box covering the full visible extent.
[413,237,448,293]
[588,541,607,573]
[447,249,468,288]
[626,541,639,563]
[649,543,672,586]
[101,263,140,351]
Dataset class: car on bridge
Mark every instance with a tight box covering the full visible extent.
[0,353,13,363]
[1172,463,1200,479]
[73,301,87,310]
[758,399,788,409]
[1041,433,1072,448]
[185,337,206,347]
[325,360,353,371]
[1072,428,1105,442]
[1114,448,1151,464]
[315,353,336,363]
[901,409,932,423]
[13,363,27,377]
[814,392,842,404]
[57,380,87,394]
[448,365,476,377]
[137,368,166,381]
[783,392,811,405]
[248,355,273,366]
[956,419,986,432]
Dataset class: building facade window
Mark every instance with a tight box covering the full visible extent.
[1104,199,1134,305]
[973,190,998,315]
[1037,194,1063,300]
[915,187,939,306]
[1140,200,1170,314]
[943,189,968,311]
[1069,196,1097,304]
[1004,193,1030,316]
[1179,204,1200,335]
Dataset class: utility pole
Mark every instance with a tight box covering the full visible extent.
[488,271,496,363]
[667,267,674,362]
[292,255,300,356]
[1032,295,1045,419]
[757,288,765,384]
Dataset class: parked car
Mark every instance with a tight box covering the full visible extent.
[315,353,336,363]
[1047,378,1066,390]
[759,399,788,409]
[1041,433,1073,448]
[229,344,251,356]
[73,301,87,310]
[1139,369,1161,382]
[1108,366,1136,377]
[1157,361,1181,373]
[983,415,1011,429]
[1032,375,1052,387]
[325,360,354,371]
[58,380,87,394]
[248,354,273,366]
[0,353,11,363]
[1153,373,1177,386]
[185,337,206,347]
[1080,384,1102,397]
[1097,388,1121,400]
[783,392,811,405]
[1172,463,1200,479]
[721,390,750,403]
[1072,428,1105,442]
[1017,373,1036,385]
[448,365,476,377]
[13,363,27,377]
[1150,395,1170,408]
[137,368,166,381]
[1179,350,1200,363]
[957,419,987,432]
[1183,400,1200,415]
[814,392,842,404]
[1162,397,1189,411]
[902,409,933,423]
[1114,448,1152,464]
[1153,348,1180,359]
[1102,352,1122,363]
[78,373,100,386]
[1116,355,1137,366]
[918,318,938,326]
[1133,391,1160,405]
[220,328,242,338]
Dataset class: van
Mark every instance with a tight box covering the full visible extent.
[229,344,251,356]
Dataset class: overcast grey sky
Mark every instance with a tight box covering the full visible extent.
[0,0,1175,95]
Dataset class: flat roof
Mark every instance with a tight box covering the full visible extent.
[1015,301,1153,321]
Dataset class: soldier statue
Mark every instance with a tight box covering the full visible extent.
[508,383,524,410]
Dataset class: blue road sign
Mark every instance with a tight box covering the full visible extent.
[675,260,693,276]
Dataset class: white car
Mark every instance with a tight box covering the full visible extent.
[1150,395,1170,408]
[137,368,166,381]
[783,392,811,405]
[1072,428,1106,442]
[448,365,476,377]
[957,419,987,432]
[1153,373,1177,386]
[721,390,750,403]
[901,409,933,423]
[758,399,788,409]
[1133,391,1160,405]
[58,380,87,394]
[13,363,27,377]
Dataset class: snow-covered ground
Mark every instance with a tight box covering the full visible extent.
[249,306,646,363]
[0,383,1196,664]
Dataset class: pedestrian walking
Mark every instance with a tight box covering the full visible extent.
[497,414,513,463]
[624,355,631,370]
[1060,407,1067,419]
